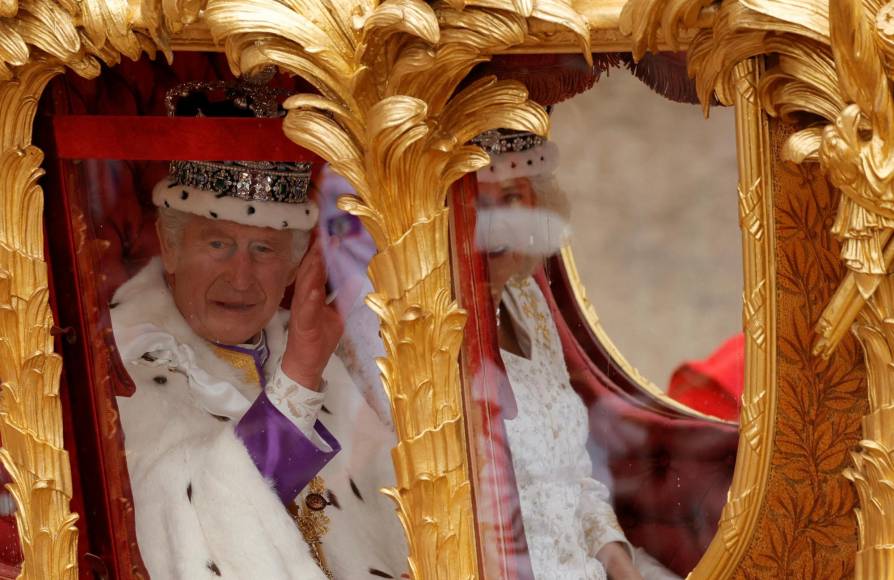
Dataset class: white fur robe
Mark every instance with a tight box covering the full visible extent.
[112,259,406,579]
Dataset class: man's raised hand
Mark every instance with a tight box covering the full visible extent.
[281,238,344,390]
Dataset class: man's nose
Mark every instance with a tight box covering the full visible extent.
[227,248,255,291]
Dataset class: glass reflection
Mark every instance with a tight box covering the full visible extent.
[471,128,680,580]
[59,72,406,579]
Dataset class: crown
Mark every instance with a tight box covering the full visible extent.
[472,125,558,184]
[164,72,286,119]
[153,76,318,230]
[167,160,312,204]
[471,129,546,156]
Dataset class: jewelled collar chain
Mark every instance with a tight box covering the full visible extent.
[290,476,334,578]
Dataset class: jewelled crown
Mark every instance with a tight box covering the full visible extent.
[152,77,319,231]
[472,124,558,184]
[471,129,546,156]
[163,79,312,205]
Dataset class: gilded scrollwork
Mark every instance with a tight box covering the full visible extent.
[622,0,894,577]
[0,62,79,580]
[1,0,884,577]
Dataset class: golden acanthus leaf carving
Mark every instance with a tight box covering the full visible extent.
[624,0,894,577]
[846,275,894,578]
[618,0,717,59]
[0,0,218,78]
[204,1,590,577]
[0,61,79,580]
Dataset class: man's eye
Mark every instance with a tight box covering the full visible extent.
[209,240,226,249]
[250,242,279,257]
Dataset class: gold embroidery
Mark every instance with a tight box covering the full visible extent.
[290,476,333,579]
[508,278,554,355]
[211,346,263,387]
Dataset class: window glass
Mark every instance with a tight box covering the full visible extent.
[461,60,740,580]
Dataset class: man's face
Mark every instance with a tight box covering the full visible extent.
[476,177,539,296]
[159,214,299,345]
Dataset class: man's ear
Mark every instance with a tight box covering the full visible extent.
[156,219,179,274]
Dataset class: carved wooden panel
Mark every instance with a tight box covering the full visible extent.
[733,120,866,579]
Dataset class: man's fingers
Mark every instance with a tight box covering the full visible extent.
[292,243,326,312]
[290,238,344,344]
[292,287,324,331]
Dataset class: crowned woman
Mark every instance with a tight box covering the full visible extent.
[473,129,680,580]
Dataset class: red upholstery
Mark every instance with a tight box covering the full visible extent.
[538,275,739,576]
[0,468,21,571]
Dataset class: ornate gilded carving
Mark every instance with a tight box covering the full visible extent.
[847,281,894,578]
[739,390,766,450]
[0,62,79,580]
[0,0,879,578]
[621,0,890,576]
[718,485,754,550]
[619,0,717,59]
[0,0,210,74]
[202,1,590,578]
[738,176,765,241]
[742,280,767,347]
[734,123,864,579]
[684,58,778,580]
[819,4,894,575]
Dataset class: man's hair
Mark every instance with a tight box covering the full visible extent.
[157,207,310,262]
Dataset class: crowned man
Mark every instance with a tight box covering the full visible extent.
[111,80,406,580]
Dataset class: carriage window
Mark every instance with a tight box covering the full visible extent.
[458,56,741,579]
[554,70,743,418]
[42,57,406,580]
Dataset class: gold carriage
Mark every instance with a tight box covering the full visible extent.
[0,0,887,579]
